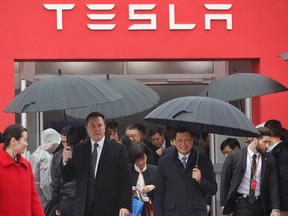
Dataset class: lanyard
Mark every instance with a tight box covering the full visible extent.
[249,154,260,179]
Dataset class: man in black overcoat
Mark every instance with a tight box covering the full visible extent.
[61,112,131,216]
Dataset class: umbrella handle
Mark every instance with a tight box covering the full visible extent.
[192,165,199,181]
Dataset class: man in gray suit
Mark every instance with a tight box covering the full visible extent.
[220,127,280,216]
[154,127,217,216]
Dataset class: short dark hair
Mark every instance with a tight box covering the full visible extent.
[174,127,194,139]
[256,127,273,139]
[126,124,140,131]
[86,112,105,124]
[135,123,146,135]
[60,126,71,136]
[1,124,27,149]
[128,142,150,164]
[67,126,87,146]
[106,121,119,129]
[120,134,132,151]
[264,119,282,137]
[149,127,164,137]
[220,138,240,151]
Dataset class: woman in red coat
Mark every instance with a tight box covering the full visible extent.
[0,124,44,216]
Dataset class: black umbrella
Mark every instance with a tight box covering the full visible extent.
[65,75,160,119]
[198,73,288,102]
[144,96,259,165]
[4,74,123,145]
[4,74,122,113]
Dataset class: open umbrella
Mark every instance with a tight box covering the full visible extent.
[4,75,122,113]
[198,73,288,102]
[65,75,160,119]
[144,96,259,166]
[144,96,259,137]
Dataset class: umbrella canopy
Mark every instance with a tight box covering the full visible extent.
[65,76,160,119]
[144,96,259,137]
[279,51,288,61]
[198,73,288,102]
[4,75,122,113]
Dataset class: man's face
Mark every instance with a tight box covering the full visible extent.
[61,135,68,147]
[243,137,253,145]
[86,116,106,142]
[256,135,271,153]
[125,129,141,144]
[175,131,193,156]
[106,127,117,137]
[150,133,165,148]
[222,145,233,158]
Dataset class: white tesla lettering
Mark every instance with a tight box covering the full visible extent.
[43,3,233,31]
[169,4,196,30]
[87,4,116,30]
[128,4,156,30]
[43,4,75,30]
[204,4,232,30]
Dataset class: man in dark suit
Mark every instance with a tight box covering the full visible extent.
[220,138,240,158]
[154,127,217,216]
[264,119,288,215]
[147,127,171,165]
[61,112,131,216]
[220,127,280,216]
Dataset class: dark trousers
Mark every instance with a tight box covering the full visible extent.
[234,197,264,216]
[59,198,76,216]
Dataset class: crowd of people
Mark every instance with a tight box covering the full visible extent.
[0,113,287,216]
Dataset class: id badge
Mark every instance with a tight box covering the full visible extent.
[251,179,257,190]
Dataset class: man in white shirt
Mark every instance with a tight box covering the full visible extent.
[221,127,280,216]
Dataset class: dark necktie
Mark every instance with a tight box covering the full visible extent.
[248,154,257,204]
[91,143,99,178]
[181,156,187,169]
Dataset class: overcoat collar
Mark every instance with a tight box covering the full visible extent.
[0,147,29,168]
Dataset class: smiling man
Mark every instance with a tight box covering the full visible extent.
[154,127,217,216]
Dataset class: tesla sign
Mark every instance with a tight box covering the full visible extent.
[44,3,232,31]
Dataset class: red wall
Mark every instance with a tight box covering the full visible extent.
[1,0,288,132]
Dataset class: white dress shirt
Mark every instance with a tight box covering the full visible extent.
[178,152,190,164]
[91,136,105,177]
[237,147,261,197]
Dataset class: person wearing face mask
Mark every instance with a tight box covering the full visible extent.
[0,124,44,216]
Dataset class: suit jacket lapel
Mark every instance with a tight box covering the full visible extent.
[240,148,248,179]
[260,153,267,186]
[131,168,138,185]
[187,148,197,169]
[143,167,152,184]
[97,138,110,173]
[172,150,185,171]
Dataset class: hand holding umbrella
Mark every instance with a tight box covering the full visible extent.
[63,146,72,163]
[192,167,201,182]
